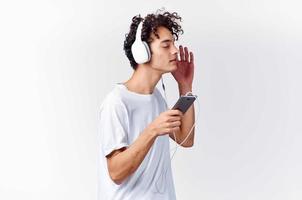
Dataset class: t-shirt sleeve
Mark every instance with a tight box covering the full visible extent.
[99,100,129,157]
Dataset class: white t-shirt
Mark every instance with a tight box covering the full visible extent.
[97,83,176,200]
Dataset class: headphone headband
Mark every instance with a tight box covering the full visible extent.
[136,20,143,42]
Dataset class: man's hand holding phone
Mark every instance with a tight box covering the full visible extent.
[147,110,183,137]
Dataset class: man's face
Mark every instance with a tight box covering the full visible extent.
[148,26,179,73]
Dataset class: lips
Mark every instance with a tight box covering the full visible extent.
[170,58,177,62]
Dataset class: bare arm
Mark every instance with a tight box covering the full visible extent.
[169,85,195,147]
[170,45,196,147]
[106,127,157,185]
[106,109,182,185]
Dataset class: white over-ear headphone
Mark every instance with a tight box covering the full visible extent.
[131,19,151,64]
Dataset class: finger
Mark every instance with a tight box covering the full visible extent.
[167,116,182,122]
[169,121,181,128]
[165,127,180,134]
[189,52,194,64]
[172,127,180,132]
[169,109,183,116]
[184,47,189,61]
[179,45,185,61]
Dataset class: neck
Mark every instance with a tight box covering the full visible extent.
[124,64,163,95]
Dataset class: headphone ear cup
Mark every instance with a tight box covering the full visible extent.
[131,40,151,64]
[130,20,151,64]
[142,41,151,62]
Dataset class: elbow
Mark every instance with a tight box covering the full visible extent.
[108,165,133,185]
[181,141,194,148]
[179,129,195,148]
[112,178,123,185]
[109,171,124,185]
[181,137,194,148]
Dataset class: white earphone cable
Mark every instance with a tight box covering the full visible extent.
[153,77,200,194]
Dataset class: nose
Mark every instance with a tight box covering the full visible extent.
[171,44,179,55]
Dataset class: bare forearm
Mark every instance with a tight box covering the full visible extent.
[178,84,195,147]
[179,104,195,146]
[107,128,157,184]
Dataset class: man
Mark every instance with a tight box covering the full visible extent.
[98,10,195,200]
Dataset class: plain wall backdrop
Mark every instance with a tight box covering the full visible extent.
[0,0,301,200]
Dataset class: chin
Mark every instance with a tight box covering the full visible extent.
[170,64,178,72]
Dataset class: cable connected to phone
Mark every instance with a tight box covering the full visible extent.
[161,77,199,153]
[153,77,200,194]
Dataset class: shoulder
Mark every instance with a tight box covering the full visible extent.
[99,85,127,113]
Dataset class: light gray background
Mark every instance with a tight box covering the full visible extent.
[0,0,301,200]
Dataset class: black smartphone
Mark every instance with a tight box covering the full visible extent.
[172,95,196,114]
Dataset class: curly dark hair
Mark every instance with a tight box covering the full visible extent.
[123,10,184,70]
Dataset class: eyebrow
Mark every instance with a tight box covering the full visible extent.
[160,39,175,44]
